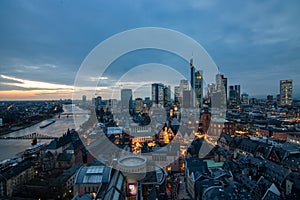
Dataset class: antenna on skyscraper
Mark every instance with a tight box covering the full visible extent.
[190,52,194,68]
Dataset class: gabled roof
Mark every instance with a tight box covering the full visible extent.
[270,147,288,162]
[262,183,280,200]
[282,153,300,166]
[263,160,291,185]
[57,152,73,161]
[237,138,259,153]
[185,158,208,177]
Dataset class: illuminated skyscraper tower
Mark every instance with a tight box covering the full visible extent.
[195,70,203,107]
[152,83,164,106]
[190,58,203,108]
[190,58,195,107]
[121,89,133,110]
[280,80,293,106]
[216,74,227,107]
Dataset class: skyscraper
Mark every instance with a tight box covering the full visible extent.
[280,80,293,106]
[267,95,274,106]
[190,58,203,108]
[215,74,227,107]
[195,70,203,107]
[174,86,181,104]
[152,83,164,106]
[163,85,171,107]
[121,89,133,110]
[241,93,249,105]
[182,90,191,108]
[180,79,189,91]
[190,58,195,107]
[82,95,86,103]
[229,85,241,106]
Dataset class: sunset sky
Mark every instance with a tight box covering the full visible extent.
[0,0,300,100]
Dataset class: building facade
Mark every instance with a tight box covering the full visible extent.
[280,80,293,106]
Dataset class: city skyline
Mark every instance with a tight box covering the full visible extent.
[1,0,300,100]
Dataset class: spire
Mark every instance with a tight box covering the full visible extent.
[190,58,194,68]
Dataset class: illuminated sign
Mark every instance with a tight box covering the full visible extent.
[127,182,137,196]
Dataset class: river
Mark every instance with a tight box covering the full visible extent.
[0,104,90,161]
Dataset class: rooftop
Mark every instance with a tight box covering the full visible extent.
[75,165,112,185]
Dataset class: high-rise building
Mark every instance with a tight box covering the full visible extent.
[241,93,249,105]
[249,98,258,105]
[121,89,132,110]
[229,85,241,106]
[276,94,281,106]
[190,58,196,107]
[280,80,293,106]
[207,83,216,97]
[163,85,171,107]
[195,70,203,107]
[267,95,273,106]
[235,85,241,105]
[215,74,227,107]
[229,86,235,106]
[82,95,86,103]
[174,86,181,104]
[180,79,189,91]
[182,90,191,108]
[152,83,164,106]
[190,58,203,108]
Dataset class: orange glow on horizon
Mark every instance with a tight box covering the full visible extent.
[0,90,72,100]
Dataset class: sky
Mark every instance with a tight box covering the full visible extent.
[0,0,300,100]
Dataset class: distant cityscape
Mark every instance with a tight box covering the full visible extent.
[0,57,299,200]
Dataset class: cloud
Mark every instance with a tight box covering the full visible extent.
[0,74,74,90]
[0,0,300,99]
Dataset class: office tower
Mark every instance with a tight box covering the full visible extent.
[241,93,249,105]
[135,98,143,112]
[249,98,258,105]
[182,90,191,108]
[174,86,181,104]
[190,58,203,108]
[82,95,86,103]
[216,74,227,96]
[195,70,203,107]
[216,74,227,107]
[280,80,293,106]
[163,85,171,107]
[121,89,133,109]
[152,83,164,106]
[229,85,241,106]
[235,85,241,105]
[267,95,273,106]
[190,58,195,107]
[207,83,216,98]
[180,79,189,91]
[229,86,235,106]
[276,94,281,106]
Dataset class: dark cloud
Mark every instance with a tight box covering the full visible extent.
[0,0,299,98]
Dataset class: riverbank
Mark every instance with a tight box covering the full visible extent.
[0,104,90,162]
[0,116,56,136]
